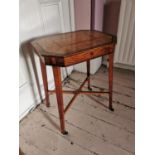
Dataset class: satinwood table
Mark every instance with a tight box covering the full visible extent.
[31,30,116,134]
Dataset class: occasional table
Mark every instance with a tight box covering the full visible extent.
[31,30,116,134]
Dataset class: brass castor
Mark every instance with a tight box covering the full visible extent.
[88,87,92,91]
[109,106,114,111]
[62,130,68,135]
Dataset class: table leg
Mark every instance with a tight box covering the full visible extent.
[52,66,68,135]
[87,60,92,90]
[40,58,50,107]
[109,53,114,111]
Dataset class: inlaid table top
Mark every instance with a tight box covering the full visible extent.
[31,30,116,67]
[31,30,116,58]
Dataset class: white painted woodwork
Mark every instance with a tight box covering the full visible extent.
[114,0,135,68]
[19,52,28,87]
[19,0,75,120]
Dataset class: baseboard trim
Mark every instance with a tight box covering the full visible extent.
[114,63,135,71]
[19,81,55,121]
[102,60,135,71]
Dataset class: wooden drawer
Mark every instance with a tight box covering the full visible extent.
[44,44,115,67]
[64,46,114,66]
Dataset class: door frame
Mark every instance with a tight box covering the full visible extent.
[69,0,75,31]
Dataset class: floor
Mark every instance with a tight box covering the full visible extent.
[20,66,135,155]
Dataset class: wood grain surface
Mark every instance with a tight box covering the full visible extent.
[31,30,116,57]
[20,67,135,155]
[31,30,116,67]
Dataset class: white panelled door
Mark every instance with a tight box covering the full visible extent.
[19,0,74,120]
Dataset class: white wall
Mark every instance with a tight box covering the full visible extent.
[19,0,74,120]
[73,0,102,74]
[94,0,106,31]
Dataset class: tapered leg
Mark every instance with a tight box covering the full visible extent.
[109,53,114,111]
[87,60,92,90]
[52,66,68,135]
[40,58,50,107]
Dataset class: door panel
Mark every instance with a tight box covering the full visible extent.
[39,0,65,34]
[19,0,74,120]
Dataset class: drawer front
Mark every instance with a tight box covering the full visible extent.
[44,44,115,67]
[64,45,115,66]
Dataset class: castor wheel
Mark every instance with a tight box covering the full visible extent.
[88,87,92,91]
[109,107,114,111]
[46,104,50,108]
[62,130,68,135]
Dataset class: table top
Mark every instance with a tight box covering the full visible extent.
[31,30,116,58]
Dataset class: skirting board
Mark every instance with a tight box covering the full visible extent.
[19,82,54,121]
[103,59,135,71]
[114,63,135,71]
